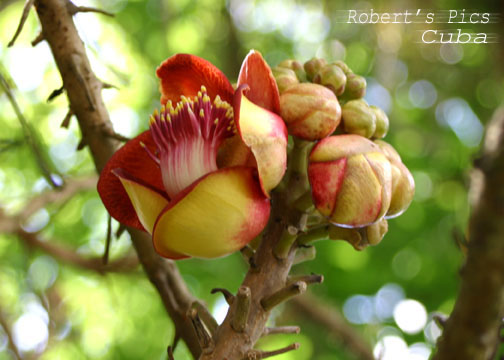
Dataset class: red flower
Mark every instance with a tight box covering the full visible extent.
[97,50,287,259]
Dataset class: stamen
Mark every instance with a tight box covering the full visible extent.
[148,86,236,198]
[140,141,160,165]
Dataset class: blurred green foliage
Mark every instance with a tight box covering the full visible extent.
[0,0,503,359]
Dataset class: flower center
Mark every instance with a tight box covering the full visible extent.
[145,86,235,198]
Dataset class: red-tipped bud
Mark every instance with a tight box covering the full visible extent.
[342,99,376,138]
[280,83,341,141]
[308,135,392,227]
[313,64,347,96]
[304,58,327,81]
[370,105,389,139]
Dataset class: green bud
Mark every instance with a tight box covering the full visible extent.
[370,105,389,139]
[278,59,307,82]
[342,99,376,138]
[304,58,327,81]
[332,60,352,75]
[272,66,299,93]
[313,64,347,96]
[342,73,366,100]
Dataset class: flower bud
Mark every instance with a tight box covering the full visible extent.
[308,135,392,227]
[273,66,299,93]
[313,64,347,96]
[370,105,389,139]
[280,83,341,140]
[342,73,366,100]
[333,60,352,75]
[342,99,376,138]
[374,140,401,163]
[365,218,388,245]
[329,218,388,250]
[375,140,415,218]
[304,58,327,81]
[277,59,306,81]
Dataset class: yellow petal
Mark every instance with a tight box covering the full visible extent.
[310,134,380,163]
[235,87,288,196]
[152,167,270,259]
[113,169,169,234]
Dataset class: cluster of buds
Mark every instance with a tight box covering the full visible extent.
[273,56,414,250]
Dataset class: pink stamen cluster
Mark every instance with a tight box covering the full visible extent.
[142,86,236,198]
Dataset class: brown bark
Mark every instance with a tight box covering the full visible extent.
[32,0,202,357]
[200,168,308,359]
[433,107,504,360]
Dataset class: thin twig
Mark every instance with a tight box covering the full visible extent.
[261,281,307,312]
[15,228,139,274]
[47,86,65,102]
[0,72,62,188]
[167,346,174,360]
[67,3,114,17]
[245,343,299,359]
[7,0,35,47]
[211,288,235,305]
[31,31,45,46]
[60,109,74,128]
[261,326,300,337]
[287,273,324,286]
[102,215,112,265]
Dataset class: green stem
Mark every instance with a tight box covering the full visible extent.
[297,225,330,246]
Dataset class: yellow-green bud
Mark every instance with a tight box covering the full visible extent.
[313,64,347,96]
[280,83,341,141]
[304,58,327,81]
[342,99,376,138]
[370,106,389,139]
[374,140,415,218]
[333,60,352,75]
[365,218,388,245]
[329,218,389,250]
[387,161,415,218]
[342,73,366,100]
[278,59,307,82]
[374,140,401,163]
[272,66,299,93]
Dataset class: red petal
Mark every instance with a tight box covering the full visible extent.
[237,50,280,114]
[157,54,234,105]
[97,131,166,231]
[308,158,347,217]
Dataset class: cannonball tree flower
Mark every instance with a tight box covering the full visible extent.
[97,50,287,259]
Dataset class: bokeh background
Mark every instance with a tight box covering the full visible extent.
[0,0,503,359]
